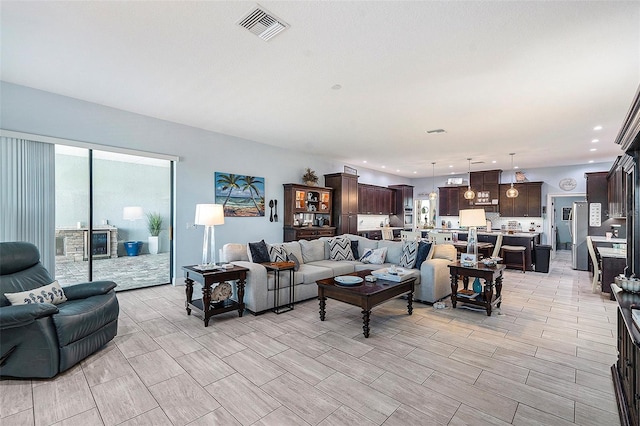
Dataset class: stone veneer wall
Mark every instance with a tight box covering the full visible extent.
[56,226,118,262]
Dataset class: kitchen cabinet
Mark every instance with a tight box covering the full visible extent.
[438,186,462,216]
[283,183,335,241]
[498,182,542,217]
[389,184,414,214]
[325,173,359,235]
[468,170,501,212]
[612,289,640,426]
[608,157,627,219]
[586,172,609,235]
[357,184,394,215]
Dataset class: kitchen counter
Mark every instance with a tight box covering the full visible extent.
[426,228,541,238]
[357,226,404,232]
[597,247,627,259]
[590,236,626,244]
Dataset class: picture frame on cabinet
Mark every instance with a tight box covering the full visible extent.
[344,165,357,175]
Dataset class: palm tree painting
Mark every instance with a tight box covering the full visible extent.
[215,172,265,217]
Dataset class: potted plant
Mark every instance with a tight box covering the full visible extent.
[302,168,319,186]
[146,212,163,254]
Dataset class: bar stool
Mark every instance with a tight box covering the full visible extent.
[500,245,526,272]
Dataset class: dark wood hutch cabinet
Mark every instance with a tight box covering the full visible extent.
[324,173,359,235]
[282,183,335,242]
[611,84,640,426]
[608,156,627,219]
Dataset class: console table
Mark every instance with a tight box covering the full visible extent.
[183,265,248,326]
[449,262,505,316]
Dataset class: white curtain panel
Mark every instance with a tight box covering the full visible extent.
[0,137,55,273]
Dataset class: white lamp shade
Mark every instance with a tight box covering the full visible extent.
[195,204,224,226]
[123,206,144,221]
[459,209,486,227]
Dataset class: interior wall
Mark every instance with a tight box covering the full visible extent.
[1,82,410,283]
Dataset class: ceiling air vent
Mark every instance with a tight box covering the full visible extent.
[237,5,289,42]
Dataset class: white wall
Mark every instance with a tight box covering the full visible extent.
[1,82,410,283]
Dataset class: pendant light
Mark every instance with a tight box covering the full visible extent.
[463,158,475,200]
[428,162,438,200]
[506,153,519,198]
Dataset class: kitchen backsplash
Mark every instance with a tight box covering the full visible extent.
[438,212,543,232]
[358,215,391,230]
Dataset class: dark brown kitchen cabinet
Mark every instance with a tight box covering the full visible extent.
[357,184,394,215]
[325,173,359,235]
[358,184,375,214]
[438,186,462,216]
[498,182,542,217]
[389,184,414,215]
[468,170,501,212]
[608,157,626,219]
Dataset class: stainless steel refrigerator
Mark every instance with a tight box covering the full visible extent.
[569,201,589,270]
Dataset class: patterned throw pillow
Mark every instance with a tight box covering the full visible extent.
[359,247,388,264]
[247,240,270,263]
[399,240,418,268]
[269,244,288,262]
[5,281,67,305]
[328,237,355,261]
[350,240,359,259]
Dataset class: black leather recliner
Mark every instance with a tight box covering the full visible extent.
[0,241,119,378]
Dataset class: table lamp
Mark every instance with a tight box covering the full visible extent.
[195,204,224,267]
[459,209,486,266]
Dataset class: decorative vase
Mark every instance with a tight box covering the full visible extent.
[148,236,159,255]
[304,180,317,187]
[473,277,482,294]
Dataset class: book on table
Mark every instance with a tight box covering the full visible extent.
[457,289,479,299]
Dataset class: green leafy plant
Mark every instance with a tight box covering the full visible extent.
[302,168,318,185]
[146,212,163,236]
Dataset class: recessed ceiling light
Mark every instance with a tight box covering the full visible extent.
[592,139,599,143]
[331,84,342,90]
[594,125,603,131]
[588,160,594,163]
[396,169,400,172]
[413,171,417,174]
[448,165,453,168]
[363,160,367,163]
[590,148,597,152]
[381,165,386,169]
[492,160,497,164]
[514,166,519,169]
[450,172,455,175]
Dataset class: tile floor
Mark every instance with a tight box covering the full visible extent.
[1,251,622,425]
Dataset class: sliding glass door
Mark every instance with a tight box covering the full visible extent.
[55,146,173,290]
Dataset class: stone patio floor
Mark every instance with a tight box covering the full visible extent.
[55,252,170,291]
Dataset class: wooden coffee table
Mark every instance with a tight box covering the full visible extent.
[316,270,415,338]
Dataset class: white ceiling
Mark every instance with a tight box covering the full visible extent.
[2,1,639,177]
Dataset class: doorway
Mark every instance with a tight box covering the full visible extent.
[547,193,586,258]
[54,145,174,291]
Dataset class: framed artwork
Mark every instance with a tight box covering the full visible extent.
[562,207,572,221]
[215,172,265,217]
[344,165,357,175]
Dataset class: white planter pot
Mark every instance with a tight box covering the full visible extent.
[148,236,159,255]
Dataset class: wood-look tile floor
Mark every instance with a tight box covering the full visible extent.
[1,251,622,425]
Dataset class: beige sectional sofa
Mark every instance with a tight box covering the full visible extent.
[222,234,456,314]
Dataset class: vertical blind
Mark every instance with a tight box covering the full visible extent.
[0,137,55,272]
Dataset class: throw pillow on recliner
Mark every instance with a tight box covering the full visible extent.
[4,280,67,305]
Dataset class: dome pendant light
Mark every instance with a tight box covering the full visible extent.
[429,162,438,200]
[506,153,519,198]
[463,158,475,200]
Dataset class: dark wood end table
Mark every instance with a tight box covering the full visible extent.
[262,261,296,314]
[183,265,249,326]
[448,261,505,316]
[316,270,415,338]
